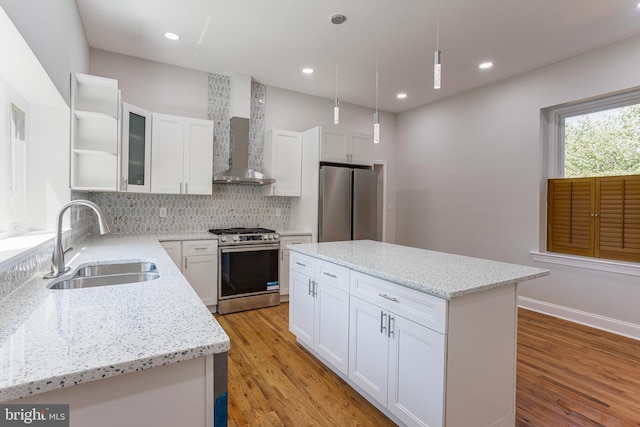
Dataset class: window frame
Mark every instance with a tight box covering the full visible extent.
[538,89,640,276]
[547,89,640,179]
[0,79,30,239]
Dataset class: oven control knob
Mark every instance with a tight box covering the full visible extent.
[263,234,270,240]
[273,234,279,239]
[232,236,239,242]
[220,236,227,243]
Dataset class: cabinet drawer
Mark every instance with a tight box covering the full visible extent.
[350,271,447,334]
[315,259,350,291]
[290,252,315,276]
[182,240,217,256]
[280,235,312,248]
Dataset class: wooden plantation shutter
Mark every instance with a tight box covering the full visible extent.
[547,178,595,256]
[547,174,640,262]
[596,175,640,262]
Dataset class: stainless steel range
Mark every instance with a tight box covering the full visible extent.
[209,227,280,314]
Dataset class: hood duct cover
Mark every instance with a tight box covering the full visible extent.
[213,117,275,185]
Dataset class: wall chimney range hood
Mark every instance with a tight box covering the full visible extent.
[213,117,274,185]
[213,73,274,185]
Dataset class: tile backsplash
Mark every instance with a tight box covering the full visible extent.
[80,73,292,235]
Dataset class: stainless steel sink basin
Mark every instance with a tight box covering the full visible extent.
[74,261,157,277]
[47,261,159,289]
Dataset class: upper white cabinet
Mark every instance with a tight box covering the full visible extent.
[151,113,213,195]
[121,103,152,193]
[70,73,120,191]
[320,129,373,166]
[262,129,303,197]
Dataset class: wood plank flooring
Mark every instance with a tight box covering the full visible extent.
[214,303,395,427]
[216,304,640,426]
[516,309,640,426]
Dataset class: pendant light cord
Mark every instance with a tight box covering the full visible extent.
[375,0,379,118]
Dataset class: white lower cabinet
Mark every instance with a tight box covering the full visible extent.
[349,296,446,427]
[289,253,349,375]
[161,240,217,308]
[278,234,312,298]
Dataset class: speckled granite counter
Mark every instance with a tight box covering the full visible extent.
[277,230,312,237]
[0,234,229,402]
[289,240,549,299]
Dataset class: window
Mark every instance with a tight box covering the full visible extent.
[546,91,640,263]
[1,81,30,238]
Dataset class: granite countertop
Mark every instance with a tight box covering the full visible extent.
[277,230,312,237]
[289,240,549,299]
[0,234,229,402]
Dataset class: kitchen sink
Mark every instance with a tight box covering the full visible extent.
[74,261,157,277]
[47,261,159,290]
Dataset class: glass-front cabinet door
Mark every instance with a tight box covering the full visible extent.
[121,103,152,192]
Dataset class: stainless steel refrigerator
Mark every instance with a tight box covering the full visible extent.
[318,165,379,242]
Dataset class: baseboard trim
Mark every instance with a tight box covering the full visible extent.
[518,296,640,341]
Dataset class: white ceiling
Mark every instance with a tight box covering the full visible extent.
[76,0,640,113]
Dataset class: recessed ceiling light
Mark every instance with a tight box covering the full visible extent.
[302,68,315,74]
[164,32,181,41]
[397,93,408,99]
[479,62,494,70]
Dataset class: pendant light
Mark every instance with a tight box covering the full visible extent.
[373,0,380,144]
[331,14,346,124]
[434,2,442,89]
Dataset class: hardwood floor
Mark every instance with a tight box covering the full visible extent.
[516,309,640,426]
[216,304,640,426]
[214,303,395,427]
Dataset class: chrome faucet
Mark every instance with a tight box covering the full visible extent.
[44,200,111,279]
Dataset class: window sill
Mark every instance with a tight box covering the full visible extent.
[0,232,55,272]
[529,251,640,277]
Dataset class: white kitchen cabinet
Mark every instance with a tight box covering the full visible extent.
[161,241,182,268]
[263,129,303,196]
[320,128,373,166]
[278,234,312,299]
[349,270,446,427]
[349,294,446,427]
[151,113,213,195]
[161,240,217,309]
[121,103,152,193]
[289,252,350,375]
[182,240,218,307]
[70,73,120,191]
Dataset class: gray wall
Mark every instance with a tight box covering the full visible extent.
[0,0,89,104]
[396,34,640,334]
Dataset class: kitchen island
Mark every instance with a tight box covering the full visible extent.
[0,235,229,427]
[288,240,549,427]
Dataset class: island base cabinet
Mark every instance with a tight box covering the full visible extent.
[349,296,445,427]
[388,315,445,427]
[289,256,350,376]
[289,270,315,347]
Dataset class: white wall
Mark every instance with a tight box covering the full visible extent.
[0,0,89,104]
[396,35,640,332]
[265,86,397,242]
[90,49,209,119]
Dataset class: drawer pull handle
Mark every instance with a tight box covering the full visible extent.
[379,294,399,303]
[388,315,394,338]
[193,247,208,250]
[323,272,338,279]
[296,262,307,267]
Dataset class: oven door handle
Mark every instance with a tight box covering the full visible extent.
[219,244,280,253]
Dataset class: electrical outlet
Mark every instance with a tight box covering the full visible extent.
[159,207,167,217]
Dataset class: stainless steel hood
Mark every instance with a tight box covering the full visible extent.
[213,117,275,185]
